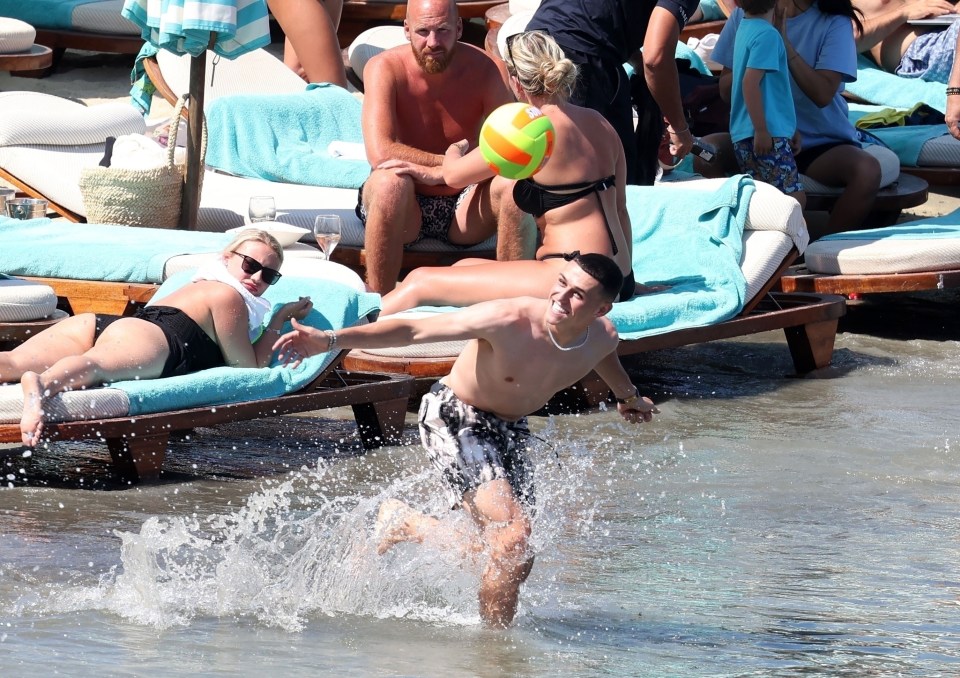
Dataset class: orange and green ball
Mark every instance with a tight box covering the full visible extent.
[479,102,555,180]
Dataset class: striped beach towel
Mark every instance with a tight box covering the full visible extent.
[121,0,270,58]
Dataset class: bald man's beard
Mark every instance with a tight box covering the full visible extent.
[412,41,456,74]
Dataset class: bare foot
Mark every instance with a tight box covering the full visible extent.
[20,371,47,447]
[374,498,422,555]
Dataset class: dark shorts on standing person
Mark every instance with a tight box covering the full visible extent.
[793,140,858,175]
[356,183,476,244]
[93,305,226,379]
[418,381,534,510]
[732,136,804,195]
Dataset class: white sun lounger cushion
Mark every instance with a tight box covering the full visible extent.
[801,143,900,193]
[156,48,308,101]
[348,26,407,82]
[0,18,36,54]
[804,231,960,275]
[0,384,129,425]
[0,144,104,216]
[0,278,58,322]
[0,92,145,147]
[362,311,468,358]
[654,176,808,252]
[198,170,497,252]
[916,133,960,167]
[740,230,795,301]
[71,0,140,35]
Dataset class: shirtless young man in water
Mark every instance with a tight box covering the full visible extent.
[274,254,657,627]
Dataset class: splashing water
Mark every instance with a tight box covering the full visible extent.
[36,424,614,631]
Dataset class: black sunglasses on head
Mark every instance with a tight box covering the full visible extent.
[232,251,282,285]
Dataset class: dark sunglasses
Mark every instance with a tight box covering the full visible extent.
[232,251,282,285]
[504,31,525,68]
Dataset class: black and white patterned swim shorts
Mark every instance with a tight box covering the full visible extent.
[418,382,534,510]
[356,183,475,244]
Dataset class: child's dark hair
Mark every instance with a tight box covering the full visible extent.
[818,0,864,33]
[739,0,776,16]
[573,253,624,302]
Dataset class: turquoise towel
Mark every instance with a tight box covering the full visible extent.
[0,0,102,30]
[409,175,752,339]
[624,42,713,79]
[0,217,230,283]
[846,55,947,114]
[819,213,960,241]
[130,43,160,115]
[112,271,381,415]
[205,83,371,189]
[609,175,752,339]
[848,103,947,166]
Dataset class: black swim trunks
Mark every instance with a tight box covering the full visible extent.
[94,305,226,378]
[418,381,534,510]
[356,182,475,244]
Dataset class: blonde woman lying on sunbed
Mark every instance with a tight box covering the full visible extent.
[376,30,642,316]
[0,230,313,447]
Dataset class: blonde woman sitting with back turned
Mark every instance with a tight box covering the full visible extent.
[0,230,313,447]
[378,31,640,316]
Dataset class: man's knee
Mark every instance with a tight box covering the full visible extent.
[488,513,532,566]
[848,153,883,193]
[363,169,416,213]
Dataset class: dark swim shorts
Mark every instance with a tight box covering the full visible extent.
[418,381,534,510]
[356,183,475,244]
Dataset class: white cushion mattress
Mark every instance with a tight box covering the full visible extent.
[0,278,58,322]
[805,234,960,275]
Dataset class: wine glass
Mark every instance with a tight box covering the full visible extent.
[314,215,342,260]
[248,195,276,223]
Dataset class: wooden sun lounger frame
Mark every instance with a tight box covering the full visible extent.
[777,265,960,296]
[0,364,412,483]
[342,248,848,408]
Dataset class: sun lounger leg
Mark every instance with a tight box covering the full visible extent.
[107,434,169,482]
[783,319,838,373]
[352,397,408,448]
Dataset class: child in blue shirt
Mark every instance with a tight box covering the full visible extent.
[730,0,806,207]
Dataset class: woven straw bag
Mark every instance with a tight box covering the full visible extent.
[80,95,205,228]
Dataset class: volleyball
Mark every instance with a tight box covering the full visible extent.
[479,103,555,180]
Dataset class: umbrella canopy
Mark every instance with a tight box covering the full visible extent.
[121,0,271,229]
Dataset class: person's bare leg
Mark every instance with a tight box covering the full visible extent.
[19,371,46,447]
[450,177,537,262]
[375,498,440,554]
[362,170,422,293]
[464,478,533,628]
[18,320,169,447]
[803,146,881,236]
[0,313,98,384]
[267,0,347,87]
[379,258,565,315]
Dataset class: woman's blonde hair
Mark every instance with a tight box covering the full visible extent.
[504,30,578,101]
[225,228,284,263]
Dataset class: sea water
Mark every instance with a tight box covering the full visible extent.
[1,292,959,677]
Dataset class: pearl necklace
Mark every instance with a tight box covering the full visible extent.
[546,323,590,351]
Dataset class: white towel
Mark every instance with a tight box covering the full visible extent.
[191,259,271,340]
[327,140,367,161]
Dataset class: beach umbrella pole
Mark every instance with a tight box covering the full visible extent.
[178,50,208,230]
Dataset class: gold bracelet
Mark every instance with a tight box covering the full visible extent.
[668,126,689,136]
[615,389,640,405]
[947,86,960,96]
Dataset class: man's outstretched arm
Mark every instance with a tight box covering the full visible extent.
[592,349,659,423]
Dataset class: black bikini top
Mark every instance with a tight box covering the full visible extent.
[513,175,616,218]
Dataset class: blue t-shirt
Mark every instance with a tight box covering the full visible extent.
[730,18,796,142]
[714,4,859,149]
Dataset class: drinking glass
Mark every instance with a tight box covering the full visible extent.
[313,215,342,260]
[248,195,276,223]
